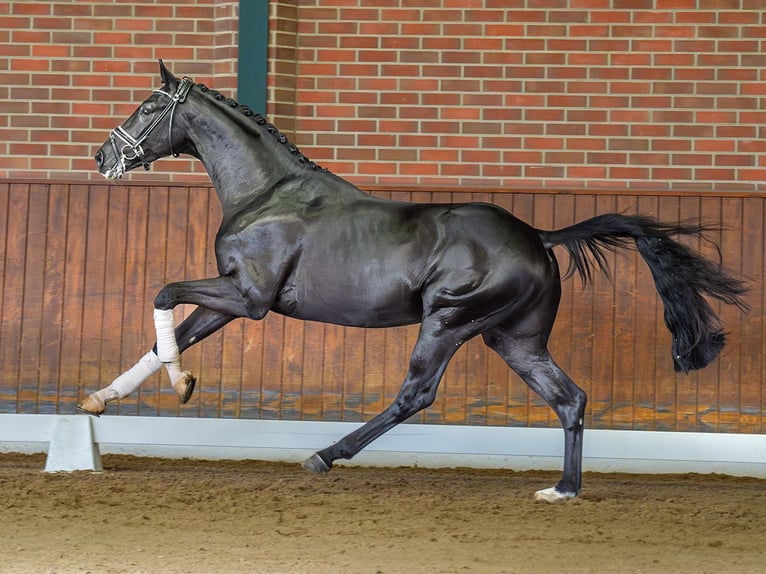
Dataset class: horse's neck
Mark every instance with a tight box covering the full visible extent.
[183,104,364,214]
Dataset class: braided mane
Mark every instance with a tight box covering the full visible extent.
[196,83,327,172]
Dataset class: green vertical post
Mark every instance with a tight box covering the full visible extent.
[238,0,269,115]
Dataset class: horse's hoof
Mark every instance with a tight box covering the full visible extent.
[302,453,331,473]
[534,486,576,503]
[76,394,105,417]
[172,372,196,404]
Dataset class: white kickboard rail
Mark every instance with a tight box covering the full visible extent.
[0,414,765,478]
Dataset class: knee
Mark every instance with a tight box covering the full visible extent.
[153,286,175,310]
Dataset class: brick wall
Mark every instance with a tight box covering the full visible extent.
[0,0,235,182]
[2,1,765,191]
[294,0,766,191]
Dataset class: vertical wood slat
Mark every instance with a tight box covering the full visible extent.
[0,181,762,435]
[58,185,88,413]
[38,184,68,413]
[0,184,25,412]
[740,197,763,433]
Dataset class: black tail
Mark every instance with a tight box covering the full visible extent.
[538,213,749,373]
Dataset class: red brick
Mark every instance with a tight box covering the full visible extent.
[609,166,650,179]
[0,43,30,56]
[567,165,607,179]
[696,139,736,153]
[524,165,565,179]
[715,155,754,167]
[503,150,543,163]
[590,11,631,24]
[740,168,766,181]
[525,137,564,150]
[31,45,70,58]
[483,164,522,178]
[651,139,692,152]
[674,125,717,138]
[12,59,49,71]
[653,167,693,179]
[524,108,565,122]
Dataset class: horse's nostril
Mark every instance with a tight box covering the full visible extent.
[95,150,104,168]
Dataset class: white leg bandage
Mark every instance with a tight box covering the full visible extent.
[85,350,163,412]
[153,308,185,384]
[108,351,163,398]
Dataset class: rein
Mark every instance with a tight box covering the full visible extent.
[108,76,193,176]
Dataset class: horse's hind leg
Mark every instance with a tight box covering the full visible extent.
[77,308,234,415]
[483,329,587,502]
[303,316,465,472]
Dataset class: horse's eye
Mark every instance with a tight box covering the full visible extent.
[140,105,152,115]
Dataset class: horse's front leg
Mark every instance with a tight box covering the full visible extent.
[77,308,235,416]
[151,274,268,395]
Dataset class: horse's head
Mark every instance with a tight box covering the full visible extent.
[95,60,193,180]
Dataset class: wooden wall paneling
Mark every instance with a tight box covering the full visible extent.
[693,195,723,431]
[588,194,618,429]
[187,185,222,418]
[320,322,345,421]
[483,192,512,427]
[2,182,763,431]
[739,197,764,433]
[18,184,48,413]
[220,319,245,419]
[240,319,266,420]
[654,195,681,430]
[102,185,131,415]
[611,194,639,429]
[718,197,744,432]
[79,186,109,412]
[299,319,324,421]
[0,184,28,412]
[179,186,208,416]
[59,185,89,413]
[549,193,576,404]
[205,187,239,418]
[139,185,169,416]
[38,184,69,413]
[342,326,366,423]
[528,193,555,427]
[166,185,200,417]
[760,198,766,435]
[116,185,149,417]
[157,186,191,416]
[506,192,535,426]
[280,315,306,421]
[362,327,386,421]
[633,195,661,429]
[569,194,597,427]
[0,183,8,412]
[142,186,170,416]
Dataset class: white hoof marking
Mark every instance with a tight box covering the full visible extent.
[534,486,576,503]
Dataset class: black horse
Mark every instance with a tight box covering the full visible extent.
[81,61,747,502]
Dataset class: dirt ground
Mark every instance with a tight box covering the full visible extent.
[1,453,764,574]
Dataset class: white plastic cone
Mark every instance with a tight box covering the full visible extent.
[44,415,103,472]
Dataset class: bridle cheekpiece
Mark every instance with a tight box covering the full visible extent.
[108,76,193,178]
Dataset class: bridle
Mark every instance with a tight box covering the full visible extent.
[108,76,194,177]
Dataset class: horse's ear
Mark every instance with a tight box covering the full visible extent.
[158,59,178,89]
